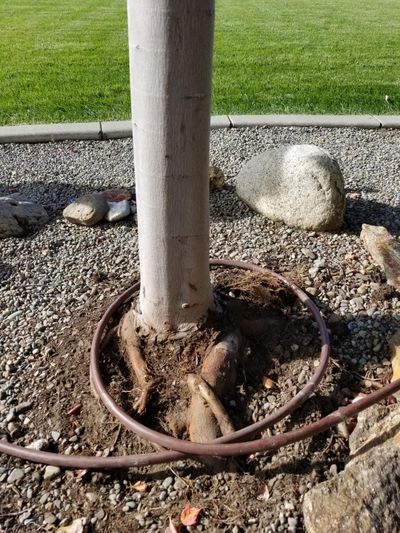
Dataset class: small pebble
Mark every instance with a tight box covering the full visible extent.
[43,466,61,480]
[7,468,24,483]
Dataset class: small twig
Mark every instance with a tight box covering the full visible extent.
[111,425,122,448]
[167,466,191,488]
[0,509,27,519]
[321,433,334,455]
[331,358,385,383]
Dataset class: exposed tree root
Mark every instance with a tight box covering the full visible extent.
[187,374,235,436]
[240,316,283,340]
[114,312,244,468]
[201,330,242,396]
[95,269,299,472]
[111,280,286,470]
[100,325,118,351]
[184,331,242,470]
[118,311,154,415]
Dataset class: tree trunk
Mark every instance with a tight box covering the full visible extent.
[127,0,215,331]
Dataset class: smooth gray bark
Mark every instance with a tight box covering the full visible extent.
[127,0,215,330]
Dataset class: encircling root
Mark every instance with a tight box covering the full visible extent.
[118,310,154,415]
[187,330,242,443]
[187,374,235,436]
[100,326,119,351]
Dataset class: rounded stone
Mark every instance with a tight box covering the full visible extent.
[63,194,108,226]
[236,144,345,231]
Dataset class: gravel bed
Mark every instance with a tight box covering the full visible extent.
[0,126,400,532]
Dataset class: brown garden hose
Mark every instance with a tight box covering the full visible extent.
[1,259,400,469]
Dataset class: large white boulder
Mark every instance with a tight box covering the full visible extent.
[0,194,49,239]
[236,144,345,231]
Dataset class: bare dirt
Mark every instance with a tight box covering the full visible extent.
[2,267,394,532]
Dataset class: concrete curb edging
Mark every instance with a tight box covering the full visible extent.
[100,115,232,140]
[0,122,102,144]
[0,114,399,144]
[228,114,382,129]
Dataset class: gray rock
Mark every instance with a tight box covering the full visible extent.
[86,492,97,503]
[236,145,345,231]
[360,224,400,289]
[51,431,61,442]
[43,465,61,480]
[162,476,174,489]
[105,200,131,222]
[26,438,49,451]
[7,468,24,483]
[63,194,108,226]
[15,401,33,414]
[39,492,50,504]
[43,513,57,525]
[6,408,16,422]
[158,490,168,502]
[349,403,398,456]
[96,509,105,520]
[303,403,400,533]
[7,422,21,438]
[0,194,48,238]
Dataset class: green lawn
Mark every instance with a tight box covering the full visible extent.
[0,0,399,125]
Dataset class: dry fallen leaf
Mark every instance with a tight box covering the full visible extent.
[74,469,88,479]
[262,377,278,390]
[132,480,148,492]
[165,517,180,533]
[256,485,270,501]
[347,192,360,200]
[56,518,85,533]
[180,503,202,526]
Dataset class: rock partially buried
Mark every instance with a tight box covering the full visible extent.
[63,194,108,226]
[236,144,345,231]
[0,194,49,239]
[105,200,132,222]
[303,403,400,533]
[360,224,400,289]
[209,165,225,190]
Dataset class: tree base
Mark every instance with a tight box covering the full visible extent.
[102,268,289,469]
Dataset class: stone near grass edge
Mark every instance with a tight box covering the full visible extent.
[236,144,345,232]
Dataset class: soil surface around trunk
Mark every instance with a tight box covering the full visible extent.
[3,268,393,532]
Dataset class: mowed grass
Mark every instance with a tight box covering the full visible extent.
[0,0,399,125]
